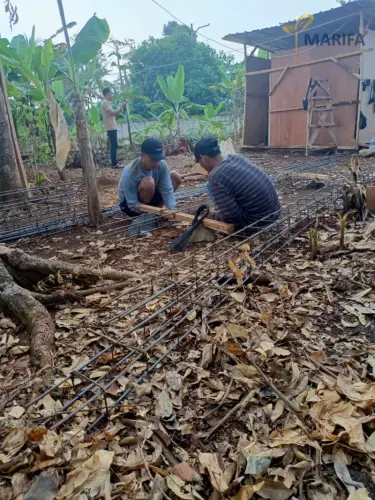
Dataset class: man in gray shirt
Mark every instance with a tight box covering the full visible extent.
[194,137,280,232]
[119,138,181,217]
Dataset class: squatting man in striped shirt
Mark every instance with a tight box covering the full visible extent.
[194,137,280,232]
[118,138,181,216]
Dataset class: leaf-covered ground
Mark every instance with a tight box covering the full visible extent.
[1,152,375,499]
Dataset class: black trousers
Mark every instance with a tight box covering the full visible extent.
[107,130,118,166]
[120,191,163,217]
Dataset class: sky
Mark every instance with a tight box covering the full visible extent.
[1,0,340,64]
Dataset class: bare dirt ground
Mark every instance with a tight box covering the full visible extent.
[1,151,375,499]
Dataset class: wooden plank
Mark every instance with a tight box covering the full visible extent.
[243,56,270,146]
[310,123,335,128]
[294,172,329,180]
[270,100,359,113]
[330,56,361,79]
[270,44,361,149]
[269,65,289,96]
[137,204,234,234]
[246,48,373,76]
[356,9,365,149]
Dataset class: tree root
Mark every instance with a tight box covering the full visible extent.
[0,244,141,284]
[31,280,139,305]
[0,245,142,369]
[0,260,54,369]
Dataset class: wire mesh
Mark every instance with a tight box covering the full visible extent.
[0,182,87,242]
[28,180,353,433]
[0,153,354,242]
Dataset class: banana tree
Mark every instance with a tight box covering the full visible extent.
[195,102,228,141]
[156,65,192,136]
[215,66,245,140]
[56,1,110,225]
[3,29,69,180]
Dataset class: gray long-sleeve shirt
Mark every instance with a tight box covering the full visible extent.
[118,159,176,211]
[208,154,280,230]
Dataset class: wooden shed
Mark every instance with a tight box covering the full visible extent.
[224,1,375,152]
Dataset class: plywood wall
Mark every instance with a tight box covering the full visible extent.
[269,44,360,148]
[360,29,375,144]
[243,56,271,146]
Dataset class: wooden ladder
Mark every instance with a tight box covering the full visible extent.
[306,78,337,156]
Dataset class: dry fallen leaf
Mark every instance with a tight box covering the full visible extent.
[347,489,372,500]
[231,291,245,303]
[198,452,228,492]
[256,479,293,500]
[155,390,173,419]
[2,428,27,458]
[271,400,285,423]
[7,406,26,419]
[201,343,213,368]
[25,470,59,500]
[166,474,194,499]
[57,450,114,500]
[12,472,31,499]
[227,323,248,339]
[234,482,264,500]
[228,259,243,285]
[39,431,62,459]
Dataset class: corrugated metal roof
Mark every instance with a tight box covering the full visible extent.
[223,1,375,52]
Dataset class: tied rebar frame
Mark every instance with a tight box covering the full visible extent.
[0,182,87,241]
[0,153,353,242]
[28,178,362,434]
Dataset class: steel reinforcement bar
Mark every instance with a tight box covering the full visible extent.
[0,153,353,242]
[28,182,349,433]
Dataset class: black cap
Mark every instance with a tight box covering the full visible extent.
[194,137,221,162]
[141,138,165,161]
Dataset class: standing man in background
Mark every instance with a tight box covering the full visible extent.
[101,88,125,168]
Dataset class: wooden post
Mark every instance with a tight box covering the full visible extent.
[115,46,133,148]
[0,61,28,189]
[242,44,248,148]
[355,9,364,149]
[268,57,271,148]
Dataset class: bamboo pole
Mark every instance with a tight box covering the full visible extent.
[115,46,133,148]
[0,60,29,190]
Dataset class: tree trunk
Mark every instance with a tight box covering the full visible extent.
[71,92,102,225]
[0,73,22,195]
[57,169,68,181]
[0,62,29,190]
[0,260,54,369]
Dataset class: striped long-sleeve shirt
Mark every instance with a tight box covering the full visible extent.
[208,154,280,231]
